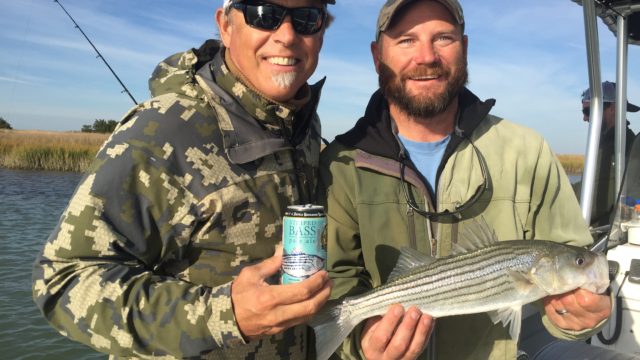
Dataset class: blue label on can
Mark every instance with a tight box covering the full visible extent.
[281,214,327,284]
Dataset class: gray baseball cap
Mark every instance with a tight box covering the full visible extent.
[376,0,464,40]
[581,81,640,112]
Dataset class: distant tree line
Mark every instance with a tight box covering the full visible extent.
[0,117,119,133]
[0,116,12,130]
[82,119,118,133]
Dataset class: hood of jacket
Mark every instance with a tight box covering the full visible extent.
[148,42,210,99]
[335,87,496,165]
[146,39,325,165]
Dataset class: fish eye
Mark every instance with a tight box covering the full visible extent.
[576,256,585,266]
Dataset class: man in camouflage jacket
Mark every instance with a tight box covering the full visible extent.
[32,0,335,358]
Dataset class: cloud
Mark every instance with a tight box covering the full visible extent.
[312,55,379,140]
[469,52,590,154]
[0,76,33,85]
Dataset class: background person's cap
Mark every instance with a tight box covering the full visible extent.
[581,81,640,112]
[376,0,464,40]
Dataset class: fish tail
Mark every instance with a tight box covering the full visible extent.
[311,300,357,360]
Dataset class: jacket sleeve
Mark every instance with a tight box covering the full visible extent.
[31,111,245,358]
[319,145,372,360]
[527,137,609,340]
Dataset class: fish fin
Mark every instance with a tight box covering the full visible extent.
[388,247,437,281]
[451,242,466,255]
[487,306,522,341]
[507,269,536,294]
[525,257,556,294]
[310,300,357,360]
[457,216,499,252]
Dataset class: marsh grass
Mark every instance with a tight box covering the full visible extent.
[0,130,109,172]
[557,154,584,175]
[0,129,586,175]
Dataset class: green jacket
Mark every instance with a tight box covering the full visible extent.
[32,40,323,359]
[319,89,598,360]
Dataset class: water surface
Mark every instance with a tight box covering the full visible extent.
[0,168,103,359]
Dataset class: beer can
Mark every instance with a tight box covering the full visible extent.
[281,204,327,284]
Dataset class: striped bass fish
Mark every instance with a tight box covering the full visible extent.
[282,251,325,278]
[311,220,609,360]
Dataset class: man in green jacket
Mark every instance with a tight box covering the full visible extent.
[32,0,335,358]
[319,0,611,359]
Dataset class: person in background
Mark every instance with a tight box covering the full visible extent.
[32,0,335,358]
[319,0,612,359]
[580,81,638,226]
[622,132,640,202]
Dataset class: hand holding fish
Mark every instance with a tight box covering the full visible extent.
[360,304,435,360]
[231,247,332,341]
[543,288,612,331]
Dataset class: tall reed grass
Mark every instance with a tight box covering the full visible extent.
[0,129,585,176]
[0,130,109,172]
[556,154,584,175]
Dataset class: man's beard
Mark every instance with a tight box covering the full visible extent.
[379,58,468,119]
[272,72,298,89]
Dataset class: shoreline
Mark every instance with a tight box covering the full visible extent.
[0,129,109,172]
[556,154,584,177]
[0,130,585,174]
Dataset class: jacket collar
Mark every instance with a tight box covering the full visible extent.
[193,40,325,164]
[336,87,496,161]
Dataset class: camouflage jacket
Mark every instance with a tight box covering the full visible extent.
[32,40,324,359]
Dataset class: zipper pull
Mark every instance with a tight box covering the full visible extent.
[407,206,414,216]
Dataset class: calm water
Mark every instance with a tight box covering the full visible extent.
[0,168,104,359]
[569,174,582,184]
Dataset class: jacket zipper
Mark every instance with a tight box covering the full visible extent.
[424,191,437,257]
[281,114,308,205]
[407,206,417,250]
[292,152,309,205]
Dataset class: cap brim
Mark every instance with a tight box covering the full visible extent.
[629,102,640,113]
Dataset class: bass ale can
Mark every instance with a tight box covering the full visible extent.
[281,204,327,284]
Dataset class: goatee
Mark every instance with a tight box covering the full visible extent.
[379,58,468,119]
[272,72,298,89]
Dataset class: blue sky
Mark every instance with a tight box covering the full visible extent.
[0,0,638,154]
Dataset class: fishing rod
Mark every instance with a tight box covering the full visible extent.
[53,0,138,105]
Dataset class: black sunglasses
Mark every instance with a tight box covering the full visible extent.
[230,1,327,35]
[582,102,612,117]
[400,136,489,220]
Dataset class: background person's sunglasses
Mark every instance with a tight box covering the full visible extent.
[582,102,612,117]
[231,2,327,35]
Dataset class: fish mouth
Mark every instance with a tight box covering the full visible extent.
[584,254,611,294]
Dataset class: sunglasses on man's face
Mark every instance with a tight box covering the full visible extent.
[582,102,612,117]
[231,1,327,35]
